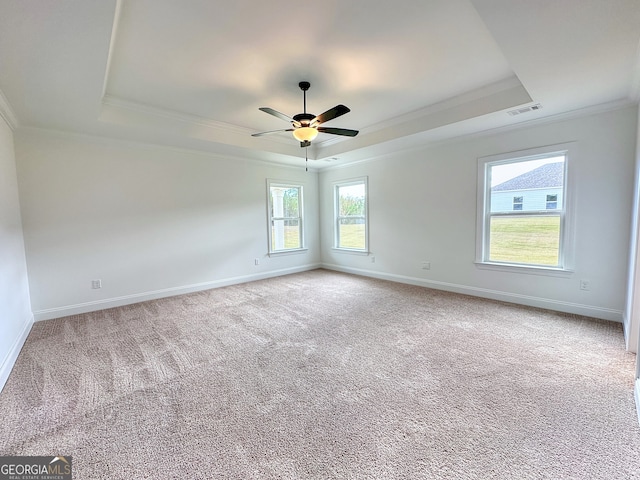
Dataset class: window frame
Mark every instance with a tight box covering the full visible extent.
[333,177,369,254]
[475,143,575,275]
[267,180,306,256]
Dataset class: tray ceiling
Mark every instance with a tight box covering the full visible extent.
[1,0,639,168]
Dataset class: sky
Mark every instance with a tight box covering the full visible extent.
[339,184,366,198]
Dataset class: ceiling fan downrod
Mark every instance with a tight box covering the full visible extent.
[299,81,310,114]
[293,82,315,127]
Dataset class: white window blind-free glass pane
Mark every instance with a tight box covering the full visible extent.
[337,182,366,249]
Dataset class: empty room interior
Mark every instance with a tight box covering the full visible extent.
[2,0,640,478]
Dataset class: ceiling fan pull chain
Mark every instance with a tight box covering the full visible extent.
[305,147,308,172]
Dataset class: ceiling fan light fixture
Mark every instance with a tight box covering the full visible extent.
[253,82,358,149]
[293,127,318,142]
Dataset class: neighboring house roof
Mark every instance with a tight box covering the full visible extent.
[493,162,564,191]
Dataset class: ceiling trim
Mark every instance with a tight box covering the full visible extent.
[101,94,253,136]
[316,76,530,151]
[16,125,320,172]
[320,98,637,172]
[102,94,291,144]
[369,76,526,134]
[316,79,533,160]
[97,1,289,149]
[0,87,19,131]
[100,0,123,100]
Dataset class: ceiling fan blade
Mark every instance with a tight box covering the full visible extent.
[312,104,350,125]
[252,128,294,137]
[259,107,300,126]
[317,127,359,137]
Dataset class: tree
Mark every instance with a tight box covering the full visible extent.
[339,194,364,216]
[282,188,299,217]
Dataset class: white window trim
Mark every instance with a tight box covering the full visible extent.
[267,180,306,256]
[475,143,576,275]
[269,248,308,257]
[333,176,369,254]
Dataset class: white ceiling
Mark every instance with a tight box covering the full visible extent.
[1,0,639,168]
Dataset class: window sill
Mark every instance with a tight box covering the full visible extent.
[332,248,370,256]
[474,261,574,278]
[269,248,308,257]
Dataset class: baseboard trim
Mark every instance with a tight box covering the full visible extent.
[33,262,624,323]
[0,314,33,393]
[322,264,624,322]
[34,263,322,321]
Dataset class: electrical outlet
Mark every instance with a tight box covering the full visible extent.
[254,258,260,266]
[580,279,590,291]
[91,279,102,289]
[421,262,431,270]
[371,256,376,263]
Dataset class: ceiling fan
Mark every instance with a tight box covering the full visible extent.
[252,81,359,148]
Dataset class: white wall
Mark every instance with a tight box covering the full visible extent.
[320,105,638,322]
[635,108,640,414]
[15,130,320,320]
[0,116,33,390]
[11,105,638,326]
[626,105,640,354]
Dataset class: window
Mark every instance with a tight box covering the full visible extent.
[476,144,573,271]
[268,181,304,254]
[334,178,368,251]
[513,196,523,211]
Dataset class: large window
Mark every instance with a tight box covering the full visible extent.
[334,178,368,251]
[476,145,573,270]
[268,182,303,254]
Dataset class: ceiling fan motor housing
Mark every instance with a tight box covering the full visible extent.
[252,81,359,149]
[293,113,315,126]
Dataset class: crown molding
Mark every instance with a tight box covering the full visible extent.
[98,1,262,146]
[316,77,533,161]
[100,93,304,151]
[101,77,530,155]
[101,94,253,136]
[0,87,19,130]
[315,76,529,151]
[367,76,527,134]
[17,126,320,172]
[465,97,638,140]
[320,98,637,172]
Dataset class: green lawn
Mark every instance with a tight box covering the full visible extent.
[339,224,366,249]
[489,216,560,266]
[272,226,301,250]
[275,218,558,264]
[273,224,365,250]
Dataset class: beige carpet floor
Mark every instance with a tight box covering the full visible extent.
[1,269,639,479]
